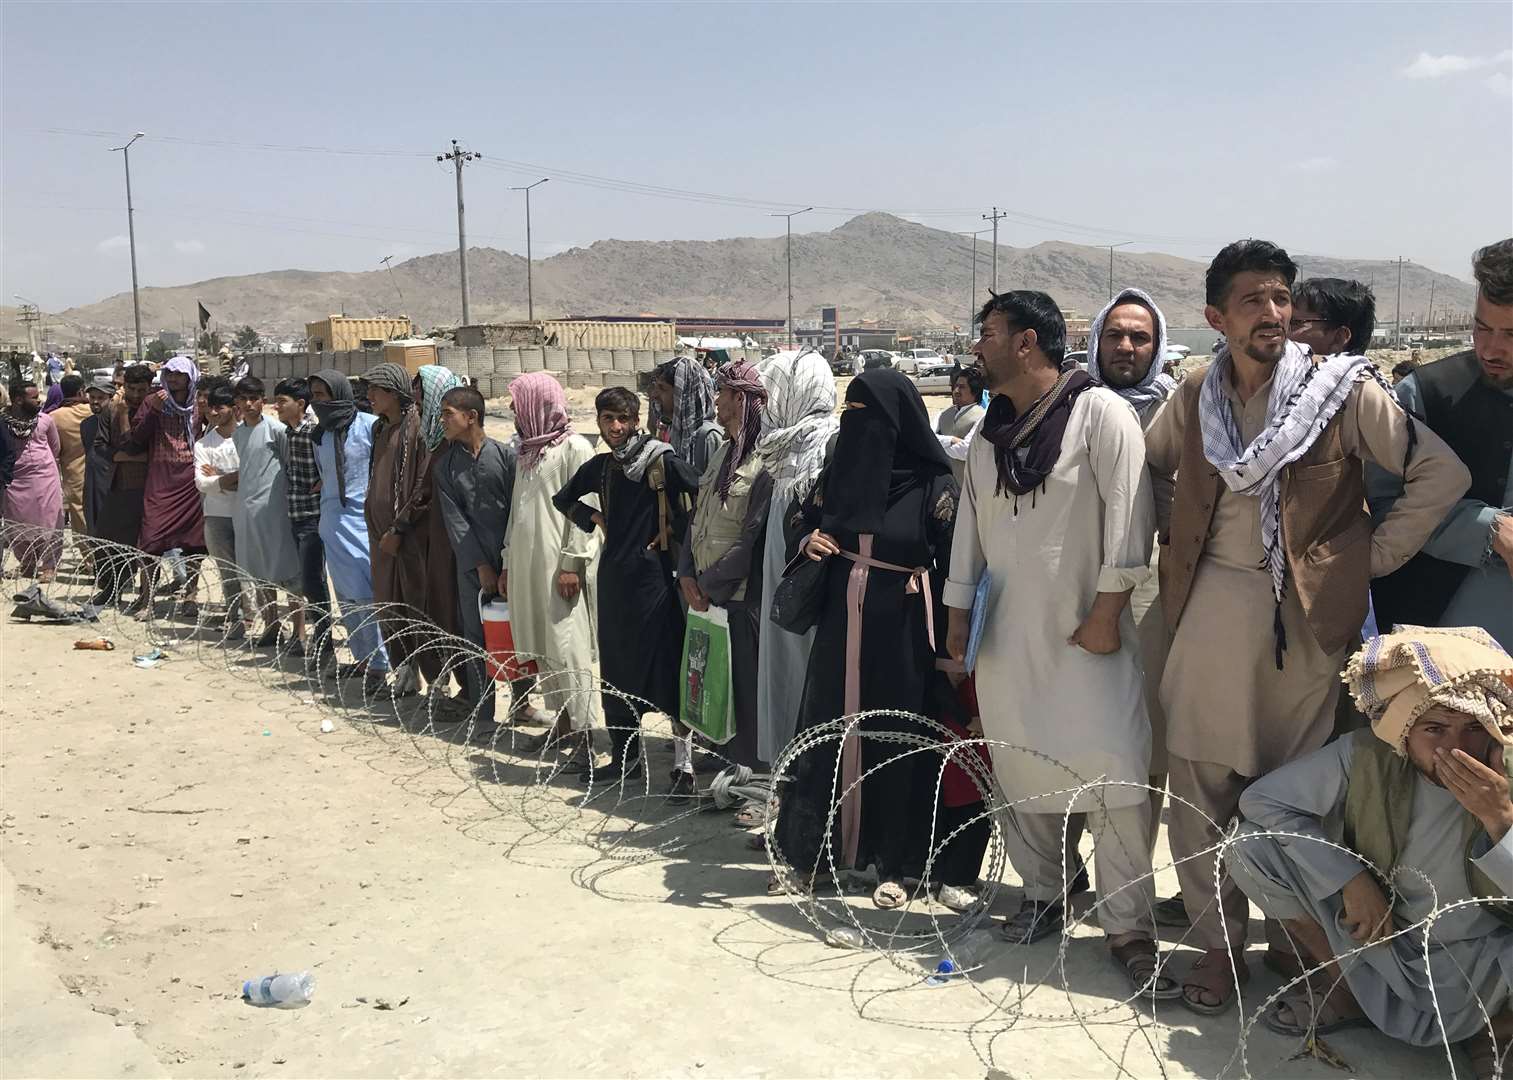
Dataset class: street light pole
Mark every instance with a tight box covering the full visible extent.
[109,132,146,361]
[510,178,550,322]
[770,207,813,347]
[1107,242,1133,299]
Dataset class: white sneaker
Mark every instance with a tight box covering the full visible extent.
[937,884,979,912]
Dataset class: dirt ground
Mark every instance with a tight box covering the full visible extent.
[0,587,1459,1080]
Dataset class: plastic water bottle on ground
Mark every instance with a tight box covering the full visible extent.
[242,971,315,1007]
[924,930,995,985]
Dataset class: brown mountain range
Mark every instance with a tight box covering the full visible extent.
[49,212,1475,343]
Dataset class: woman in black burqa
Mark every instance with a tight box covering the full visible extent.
[772,367,958,908]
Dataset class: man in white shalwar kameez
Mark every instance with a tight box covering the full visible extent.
[1229,626,1513,1080]
[946,291,1171,997]
[501,373,604,755]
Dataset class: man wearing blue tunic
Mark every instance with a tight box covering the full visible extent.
[309,370,389,684]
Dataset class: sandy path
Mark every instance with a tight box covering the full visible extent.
[0,606,1440,1079]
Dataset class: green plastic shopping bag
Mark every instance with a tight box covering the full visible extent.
[680,605,734,745]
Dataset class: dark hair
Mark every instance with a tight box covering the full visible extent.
[1472,238,1513,306]
[207,382,236,408]
[274,377,311,404]
[441,384,485,424]
[976,290,1066,365]
[1292,277,1376,352]
[124,364,153,385]
[653,360,678,386]
[60,375,84,399]
[233,376,266,399]
[1392,360,1417,378]
[595,386,640,416]
[951,365,985,397]
[1205,239,1298,307]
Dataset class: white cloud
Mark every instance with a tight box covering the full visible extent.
[96,234,131,254]
[1486,71,1513,99]
[1288,156,1338,174]
[1400,49,1512,79]
[173,239,205,255]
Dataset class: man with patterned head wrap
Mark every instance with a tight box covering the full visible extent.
[131,355,206,558]
[754,350,838,766]
[128,354,206,612]
[1230,626,1513,1078]
[677,360,774,780]
[502,372,603,755]
[364,362,448,694]
[649,357,723,477]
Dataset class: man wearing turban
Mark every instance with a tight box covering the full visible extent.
[1230,626,1513,1077]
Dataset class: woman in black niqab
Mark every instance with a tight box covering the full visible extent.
[773,367,959,907]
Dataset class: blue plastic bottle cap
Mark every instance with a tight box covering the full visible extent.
[936,960,957,975]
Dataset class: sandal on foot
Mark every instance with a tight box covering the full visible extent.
[1000,900,1064,945]
[1260,991,1371,1037]
[873,880,908,910]
[1180,949,1249,1016]
[1110,939,1182,1001]
[733,802,765,829]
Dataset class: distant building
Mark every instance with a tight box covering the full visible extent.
[795,325,898,352]
[305,315,412,353]
[457,319,676,351]
[157,330,183,350]
[567,313,787,341]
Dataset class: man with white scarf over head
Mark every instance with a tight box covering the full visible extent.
[754,350,838,767]
[1144,239,1468,1016]
[1086,288,1180,899]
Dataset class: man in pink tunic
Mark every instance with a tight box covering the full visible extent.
[1,381,64,582]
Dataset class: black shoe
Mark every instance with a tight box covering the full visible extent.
[1154,892,1191,928]
[253,625,281,649]
[582,756,643,783]
[999,899,1065,945]
[668,769,698,803]
[88,588,113,608]
[1070,859,1091,897]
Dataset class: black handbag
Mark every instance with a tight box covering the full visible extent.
[769,549,828,634]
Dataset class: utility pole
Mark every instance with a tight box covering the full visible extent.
[510,178,550,322]
[769,207,813,347]
[109,132,146,361]
[12,297,41,354]
[961,229,990,337]
[438,140,480,326]
[1395,256,1404,347]
[982,207,1007,292]
[379,255,405,310]
[1426,278,1435,341]
[1107,242,1133,299]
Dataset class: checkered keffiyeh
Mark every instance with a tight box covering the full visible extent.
[1198,340,1396,606]
[1344,625,1513,756]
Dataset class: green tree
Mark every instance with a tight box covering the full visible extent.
[145,339,170,364]
[198,331,223,354]
[232,324,261,351]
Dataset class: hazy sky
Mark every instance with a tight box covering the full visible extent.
[3,1,1510,311]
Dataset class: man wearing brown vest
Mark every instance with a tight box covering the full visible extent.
[1145,239,1468,1015]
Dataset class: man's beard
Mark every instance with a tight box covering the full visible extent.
[1241,335,1285,365]
[14,403,40,418]
[1102,358,1150,390]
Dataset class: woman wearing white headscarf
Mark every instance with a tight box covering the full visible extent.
[753,350,838,764]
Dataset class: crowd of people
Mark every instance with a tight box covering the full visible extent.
[3,236,1512,1075]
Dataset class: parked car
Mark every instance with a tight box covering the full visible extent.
[915,354,956,380]
[894,348,942,376]
[855,349,895,374]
